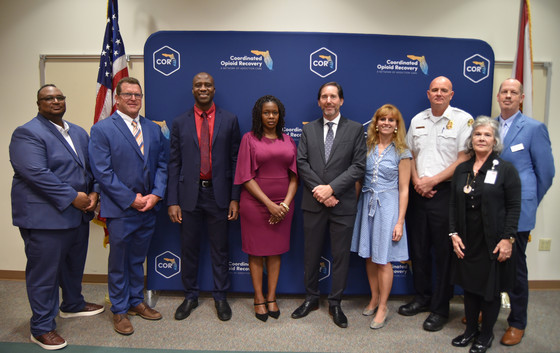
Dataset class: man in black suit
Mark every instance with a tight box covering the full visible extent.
[292,82,366,328]
[167,72,241,322]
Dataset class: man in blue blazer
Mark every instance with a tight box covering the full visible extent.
[292,82,366,328]
[496,78,555,346]
[168,72,241,322]
[10,84,104,350]
[89,77,168,335]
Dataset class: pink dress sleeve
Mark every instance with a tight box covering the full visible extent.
[234,132,257,185]
[286,134,298,177]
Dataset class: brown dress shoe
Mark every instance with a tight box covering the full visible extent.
[501,326,524,346]
[113,313,134,335]
[30,330,67,350]
[60,302,105,318]
[127,302,162,320]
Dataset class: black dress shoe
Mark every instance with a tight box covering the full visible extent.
[398,301,429,316]
[423,312,448,332]
[267,300,280,319]
[329,305,348,328]
[452,331,479,347]
[470,335,493,353]
[174,299,198,320]
[215,299,232,321]
[291,300,319,319]
[254,303,268,322]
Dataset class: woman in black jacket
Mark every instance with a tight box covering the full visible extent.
[449,116,521,353]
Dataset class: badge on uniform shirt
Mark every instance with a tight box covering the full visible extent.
[511,143,524,152]
[416,126,425,129]
[467,118,474,127]
[446,120,453,129]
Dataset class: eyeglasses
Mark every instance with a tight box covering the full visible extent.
[119,93,143,100]
[39,95,66,102]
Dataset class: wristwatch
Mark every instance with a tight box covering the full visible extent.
[508,237,516,244]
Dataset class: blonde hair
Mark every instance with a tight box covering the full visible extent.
[366,104,408,154]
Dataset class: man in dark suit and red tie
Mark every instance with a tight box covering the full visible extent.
[10,84,104,350]
[89,77,168,336]
[292,82,366,328]
[168,72,241,322]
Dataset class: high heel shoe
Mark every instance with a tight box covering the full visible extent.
[370,312,387,329]
[254,303,268,322]
[362,306,378,316]
[267,300,280,319]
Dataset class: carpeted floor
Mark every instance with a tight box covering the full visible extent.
[1,280,559,352]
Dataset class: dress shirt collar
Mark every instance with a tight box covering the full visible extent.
[194,103,216,118]
[323,113,341,126]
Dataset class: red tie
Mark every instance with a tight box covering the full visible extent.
[200,112,210,175]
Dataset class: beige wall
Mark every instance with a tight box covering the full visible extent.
[1,0,559,280]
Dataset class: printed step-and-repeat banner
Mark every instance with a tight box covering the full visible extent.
[144,31,494,294]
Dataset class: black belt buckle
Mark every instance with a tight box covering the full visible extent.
[200,179,212,188]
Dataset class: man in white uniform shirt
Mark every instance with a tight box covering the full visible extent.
[399,76,473,332]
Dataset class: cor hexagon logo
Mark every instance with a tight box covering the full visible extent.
[310,47,337,78]
[318,256,331,281]
[155,250,180,279]
[153,46,180,76]
[463,54,490,83]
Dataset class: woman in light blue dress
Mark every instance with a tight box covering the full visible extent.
[351,104,412,329]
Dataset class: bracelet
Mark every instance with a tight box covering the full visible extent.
[449,232,458,238]
[279,202,290,212]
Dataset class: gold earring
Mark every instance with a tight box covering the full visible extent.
[394,128,398,134]
[375,126,379,132]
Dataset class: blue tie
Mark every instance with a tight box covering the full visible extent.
[325,122,334,161]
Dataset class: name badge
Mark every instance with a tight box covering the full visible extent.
[511,143,524,152]
[485,170,497,184]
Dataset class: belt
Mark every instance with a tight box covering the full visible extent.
[199,179,212,188]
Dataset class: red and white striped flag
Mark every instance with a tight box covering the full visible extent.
[94,0,129,124]
[512,0,533,117]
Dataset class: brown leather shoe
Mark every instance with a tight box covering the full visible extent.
[113,313,134,335]
[30,330,68,350]
[127,302,162,320]
[501,326,524,346]
[60,302,105,318]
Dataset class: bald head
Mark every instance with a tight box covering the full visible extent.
[427,76,454,116]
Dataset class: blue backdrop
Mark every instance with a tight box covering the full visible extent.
[144,31,494,295]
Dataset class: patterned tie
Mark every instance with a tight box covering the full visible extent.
[200,112,211,175]
[131,120,144,154]
[325,122,334,161]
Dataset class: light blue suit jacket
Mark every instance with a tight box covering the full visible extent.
[89,112,168,218]
[498,111,555,231]
[10,114,97,229]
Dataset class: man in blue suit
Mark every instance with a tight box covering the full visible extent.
[496,78,555,346]
[168,72,241,322]
[10,84,104,350]
[89,77,168,335]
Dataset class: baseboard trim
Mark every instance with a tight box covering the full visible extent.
[2,270,559,290]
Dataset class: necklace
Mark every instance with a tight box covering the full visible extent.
[463,171,477,194]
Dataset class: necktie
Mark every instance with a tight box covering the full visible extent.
[500,120,510,139]
[325,122,334,161]
[200,112,211,175]
[131,120,144,154]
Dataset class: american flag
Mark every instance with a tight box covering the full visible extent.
[94,0,129,124]
[512,0,533,118]
[93,0,129,247]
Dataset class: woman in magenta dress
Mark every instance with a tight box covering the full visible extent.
[234,95,298,322]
